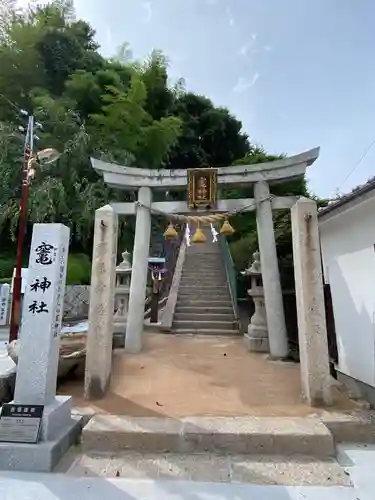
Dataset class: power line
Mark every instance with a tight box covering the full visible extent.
[0,92,27,115]
[336,137,375,194]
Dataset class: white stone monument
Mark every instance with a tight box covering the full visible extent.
[0,284,10,326]
[0,223,82,472]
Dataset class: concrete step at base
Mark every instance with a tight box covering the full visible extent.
[175,306,234,314]
[174,312,234,322]
[173,320,236,330]
[58,450,351,486]
[174,328,240,335]
[81,416,335,459]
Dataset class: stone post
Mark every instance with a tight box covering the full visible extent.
[85,205,118,399]
[8,224,81,454]
[291,197,332,405]
[254,181,288,358]
[14,224,70,406]
[125,187,152,353]
[2,224,81,472]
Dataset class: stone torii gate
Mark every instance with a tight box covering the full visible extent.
[84,146,332,405]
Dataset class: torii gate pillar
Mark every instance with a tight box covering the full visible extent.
[125,187,152,353]
[255,181,288,358]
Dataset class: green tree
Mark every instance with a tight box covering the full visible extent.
[0,0,312,291]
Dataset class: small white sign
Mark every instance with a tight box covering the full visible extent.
[0,284,10,326]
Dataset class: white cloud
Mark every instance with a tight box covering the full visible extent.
[238,43,249,57]
[233,77,251,93]
[232,73,259,93]
[225,6,235,27]
[250,72,260,86]
[264,45,273,52]
[142,1,152,23]
[252,33,257,41]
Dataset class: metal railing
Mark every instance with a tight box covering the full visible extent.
[218,232,238,320]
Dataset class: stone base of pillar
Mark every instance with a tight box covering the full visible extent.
[113,319,127,334]
[113,321,126,349]
[244,329,270,353]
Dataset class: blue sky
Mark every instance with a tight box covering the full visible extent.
[20,0,375,197]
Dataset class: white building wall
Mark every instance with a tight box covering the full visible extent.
[320,196,375,388]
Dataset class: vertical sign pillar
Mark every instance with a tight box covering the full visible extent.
[14,223,70,406]
[85,205,118,399]
[291,198,332,405]
[0,223,83,472]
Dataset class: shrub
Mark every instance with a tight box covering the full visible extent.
[66,254,91,285]
[0,255,15,280]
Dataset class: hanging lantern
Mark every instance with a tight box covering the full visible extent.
[164,221,178,239]
[191,222,206,244]
[220,219,234,236]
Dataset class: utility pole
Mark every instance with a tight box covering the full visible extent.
[8,115,34,343]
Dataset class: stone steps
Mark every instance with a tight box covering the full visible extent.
[179,286,229,297]
[182,268,224,274]
[178,294,231,302]
[173,319,237,330]
[174,328,240,335]
[180,281,228,288]
[175,305,234,314]
[174,312,234,322]
[179,284,228,290]
[173,228,239,336]
[176,298,232,307]
[57,449,352,486]
[80,416,335,459]
[180,276,227,282]
[183,261,223,267]
[178,286,229,294]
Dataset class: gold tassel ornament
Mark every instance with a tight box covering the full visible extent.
[220,219,234,236]
[164,221,178,239]
[191,222,206,244]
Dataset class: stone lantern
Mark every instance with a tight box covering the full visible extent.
[113,250,132,337]
[241,250,269,353]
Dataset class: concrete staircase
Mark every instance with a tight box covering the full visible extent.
[56,413,375,487]
[173,228,239,335]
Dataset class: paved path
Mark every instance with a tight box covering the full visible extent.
[59,334,356,417]
[0,444,374,499]
[0,474,363,500]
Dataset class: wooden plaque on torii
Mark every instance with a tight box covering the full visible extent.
[187,168,218,209]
